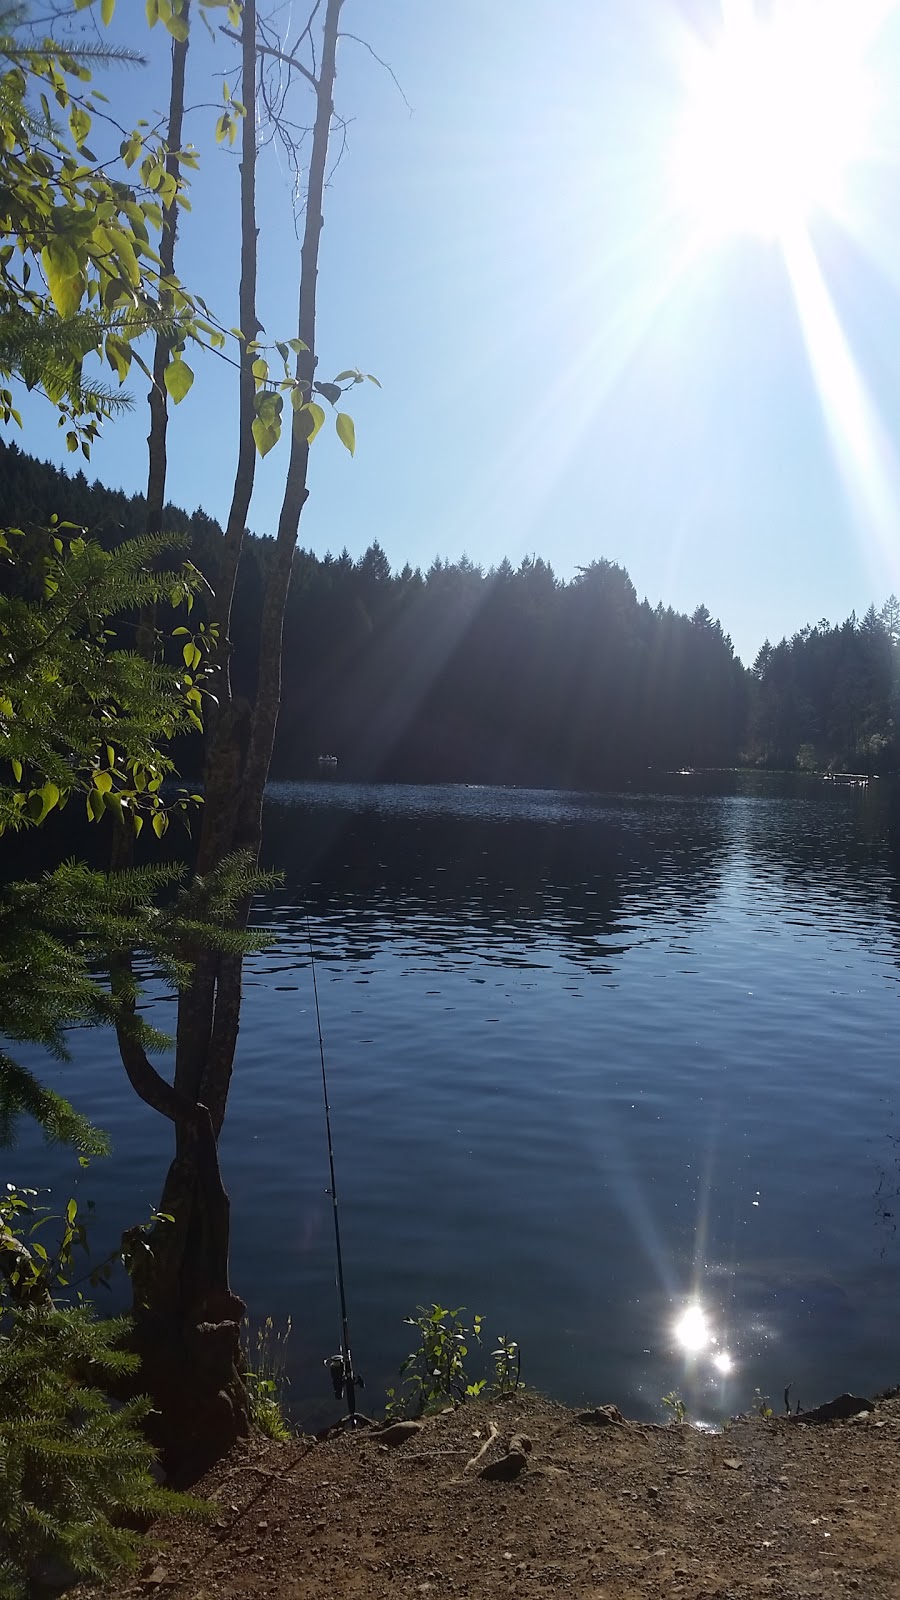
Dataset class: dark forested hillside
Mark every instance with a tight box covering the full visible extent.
[3,438,899,781]
[748,601,900,773]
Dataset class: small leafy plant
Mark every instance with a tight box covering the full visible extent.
[492,1332,524,1397]
[753,1387,774,1419]
[242,1316,292,1442]
[662,1389,687,1424]
[385,1304,524,1419]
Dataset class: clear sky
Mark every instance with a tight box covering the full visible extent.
[18,0,900,665]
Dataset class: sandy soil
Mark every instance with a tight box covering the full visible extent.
[79,1391,900,1599]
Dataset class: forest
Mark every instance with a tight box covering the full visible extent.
[2,437,898,782]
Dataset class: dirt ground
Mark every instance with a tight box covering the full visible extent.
[80,1391,900,1600]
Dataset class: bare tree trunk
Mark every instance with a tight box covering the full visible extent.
[119,2,251,1472]
[124,0,347,1471]
[209,0,260,702]
[236,0,343,851]
[137,11,190,656]
[195,0,344,1130]
[145,19,188,538]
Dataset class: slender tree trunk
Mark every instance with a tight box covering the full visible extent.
[121,0,347,1472]
[236,0,343,851]
[209,0,260,706]
[136,11,190,658]
[118,2,251,1472]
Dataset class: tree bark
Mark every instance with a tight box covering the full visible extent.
[236,0,343,851]
[145,15,190,544]
[122,0,346,1471]
[119,3,251,1472]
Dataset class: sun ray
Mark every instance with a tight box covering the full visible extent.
[782,224,900,591]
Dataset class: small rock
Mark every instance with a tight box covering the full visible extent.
[480,1450,528,1481]
[576,1405,625,1427]
[647,1484,660,1498]
[724,1457,743,1470]
[142,1568,167,1588]
[508,1432,532,1456]
[375,1420,426,1447]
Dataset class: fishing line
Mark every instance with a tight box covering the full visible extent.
[306,911,360,1425]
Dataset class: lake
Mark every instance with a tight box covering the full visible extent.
[11,774,900,1429]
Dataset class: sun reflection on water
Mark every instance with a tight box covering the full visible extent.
[674,1303,712,1353]
[672,1300,737,1386]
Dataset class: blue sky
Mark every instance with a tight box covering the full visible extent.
[18,0,900,664]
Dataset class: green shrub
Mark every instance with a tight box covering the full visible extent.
[0,1186,205,1596]
[242,1316,293,1442]
[385,1304,524,1419]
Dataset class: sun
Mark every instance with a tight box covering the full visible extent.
[672,2,874,241]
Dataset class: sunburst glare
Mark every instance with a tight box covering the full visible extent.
[660,0,900,597]
[673,1303,712,1353]
[672,1,877,241]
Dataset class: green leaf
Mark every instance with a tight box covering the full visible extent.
[35,781,60,823]
[41,238,84,318]
[314,381,342,406]
[102,0,116,22]
[152,810,168,838]
[293,402,324,445]
[336,412,356,456]
[11,759,22,783]
[69,105,91,148]
[252,416,279,457]
[66,1198,77,1225]
[164,357,194,404]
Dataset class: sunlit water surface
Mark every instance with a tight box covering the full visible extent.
[13,775,900,1428]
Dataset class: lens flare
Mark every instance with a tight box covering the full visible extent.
[674,1304,711,1353]
[673,1,874,241]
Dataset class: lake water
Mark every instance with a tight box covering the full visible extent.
[11,774,900,1429]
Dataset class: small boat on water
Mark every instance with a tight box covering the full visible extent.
[317,754,338,768]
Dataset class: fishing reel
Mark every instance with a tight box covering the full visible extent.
[325,1352,364,1403]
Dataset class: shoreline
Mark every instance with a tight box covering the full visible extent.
[79,1388,900,1598]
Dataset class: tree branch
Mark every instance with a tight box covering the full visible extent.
[221,25,318,90]
[336,31,413,114]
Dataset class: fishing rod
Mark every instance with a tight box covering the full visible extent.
[306,912,362,1426]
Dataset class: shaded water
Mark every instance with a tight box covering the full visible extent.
[12,774,900,1427]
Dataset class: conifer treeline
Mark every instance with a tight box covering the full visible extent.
[2,439,898,779]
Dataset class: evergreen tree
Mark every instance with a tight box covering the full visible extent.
[0,1185,206,1596]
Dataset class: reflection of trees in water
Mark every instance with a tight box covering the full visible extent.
[730,779,900,946]
[257,788,729,974]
